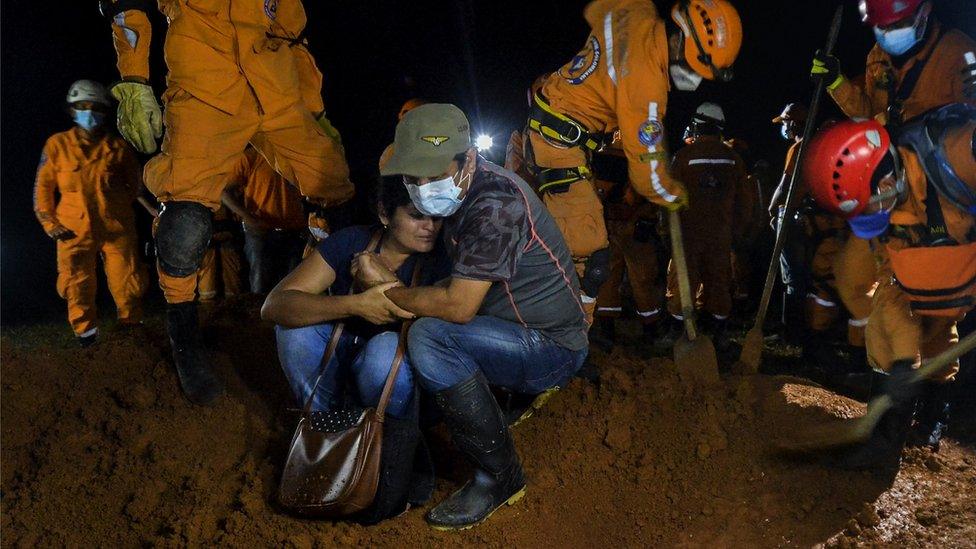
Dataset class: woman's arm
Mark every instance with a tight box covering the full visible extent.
[261,252,412,327]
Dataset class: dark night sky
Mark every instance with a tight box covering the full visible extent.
[1,0,974,325]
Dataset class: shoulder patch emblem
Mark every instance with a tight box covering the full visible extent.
[559,36,601,85]
[265,0,279,20]
[638,119,664,148]
[421,136,450,147]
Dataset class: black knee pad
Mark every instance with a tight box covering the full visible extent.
[581,247,611,297]
[156,201,213,277]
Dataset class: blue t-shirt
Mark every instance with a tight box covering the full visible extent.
[317,224,449,297]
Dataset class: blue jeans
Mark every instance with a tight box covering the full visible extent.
[407,316,587,393]
[275,323,414,418]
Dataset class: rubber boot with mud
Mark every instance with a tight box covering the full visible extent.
[426,374,526,530]
[907,381,951,452]
[711,317,731,353]
[829,360,917,471]
[166,301,224,406]
[656,315,685,348]
[589,316,616,353]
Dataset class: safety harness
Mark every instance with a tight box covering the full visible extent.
[527,91,610,193]
[886,104,976,317]
[883,26,946,128]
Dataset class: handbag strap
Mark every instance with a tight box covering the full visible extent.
[375,253,429,419]
[301,228,385,416]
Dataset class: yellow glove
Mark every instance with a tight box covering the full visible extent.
[316,112,343,147]
[662,181,689,212]
[111,81,163,154]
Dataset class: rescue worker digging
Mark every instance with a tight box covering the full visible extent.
[524,0,743,324]
[34,80,148,347]
[662,102,749,350]
[100,0,354,405]
[802,106,976,469]
[379,104,588,530]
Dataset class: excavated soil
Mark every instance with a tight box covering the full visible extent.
[3,303,975,547]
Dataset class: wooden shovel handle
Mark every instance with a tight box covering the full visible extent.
[668,210,697,341]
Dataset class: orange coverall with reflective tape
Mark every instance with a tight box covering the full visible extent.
[866,123,976,381]
[196,206,243,301]
[666,136,748,320]
[34,128,149,336]
[529,0,684,278]
[109,2,353,210]
[829,21,976,349]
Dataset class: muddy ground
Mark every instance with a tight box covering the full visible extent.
[2,300,975,547]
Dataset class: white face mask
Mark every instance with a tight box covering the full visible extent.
[669,64,703,91]
[873,8,929,56]
[404,169,470,217]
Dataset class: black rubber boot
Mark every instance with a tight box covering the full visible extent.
[907,381,951,452]
[711,317,731,352]
[657,315,685,348]
[426,374,526,530]
[166,301,224,406]
[829,360,917,471]
[589,316,616,353]
[781,291,806,346]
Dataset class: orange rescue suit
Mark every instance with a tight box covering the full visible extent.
[866,122,976,381]
[666,136,748,320]
[34,128,148,336]
[226,147,307,231]
[109,2,353,210]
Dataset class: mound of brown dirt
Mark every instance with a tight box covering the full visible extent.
[3,307,974,547]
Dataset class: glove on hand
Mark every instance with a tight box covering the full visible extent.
[811,50,844,91]
[316,112,343,147]
[882,360,922,407]
[111,81,163,154]
[962,53,976,99]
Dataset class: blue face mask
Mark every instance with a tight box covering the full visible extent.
[873,10,928,56]
[848,211,892,239]
[73,109,106,131]
[405,170,469,217]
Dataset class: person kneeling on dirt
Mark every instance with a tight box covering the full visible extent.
[375,104,589,530]
[261,174,448,430]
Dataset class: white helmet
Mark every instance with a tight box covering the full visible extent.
[66,80,111,107]
[694,102,726,127]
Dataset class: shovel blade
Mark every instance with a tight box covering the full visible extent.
[734,327,763,375]
[674,334,720,386]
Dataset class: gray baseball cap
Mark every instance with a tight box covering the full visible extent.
[380,103,471,178]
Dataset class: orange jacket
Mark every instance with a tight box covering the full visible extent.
[540,0,681,207]
[830,21,976,121]
[225,148,306,230]
[111,1,320,115]
[34,128,142,238]
[670,135,748,244]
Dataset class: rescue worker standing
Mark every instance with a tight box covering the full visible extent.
[663,103,748,348]
[525,0,743,322]
[803,108,976,467]
[100,0,354,405]
[34,80,148,346]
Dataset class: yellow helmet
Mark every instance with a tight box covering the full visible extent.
[670,0,743,81]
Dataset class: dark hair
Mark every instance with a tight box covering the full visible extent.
[376,174,413,221]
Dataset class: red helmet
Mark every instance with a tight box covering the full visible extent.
[802,119,891,218]
[859,0,925,27]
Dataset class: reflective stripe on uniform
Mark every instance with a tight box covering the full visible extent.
[848,317,869,327]
[604,12,617,85]
[688,158,736,165]
[806,292,837,307]
[648,102,677,203]
[637,309,660,317]
[597,306,623,313]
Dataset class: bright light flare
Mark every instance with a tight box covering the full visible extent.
[475,134,494,151]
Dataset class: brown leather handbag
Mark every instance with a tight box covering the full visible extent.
[278,231,418,518]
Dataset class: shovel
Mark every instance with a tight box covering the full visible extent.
[735,4,844,374]
[777,331,976,453]
[668,210,720,386]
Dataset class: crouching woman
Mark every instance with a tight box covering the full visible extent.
[261,176,447,519]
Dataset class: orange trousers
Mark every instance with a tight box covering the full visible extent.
[596,219,663,323]
[804,228,869,347]
[144,88,352,210]
[666,237,733,320]
[197,241,243,302]
[866,277,959,382]
[56,234,148,336]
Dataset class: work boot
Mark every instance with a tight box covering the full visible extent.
[589,316,616,353]
[829,360,918,471]
[78,331,98,348]
[657,315,685,348]
[166,301,224,406]
[426,374,526,530]
[642,319,662,339]
[711,317,731,352]
[907,381,951,452]
[781,291,806,346]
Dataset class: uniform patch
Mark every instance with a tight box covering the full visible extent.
[559,36,601,85]
[421,136,450,146]
[638,119,664,148]
[265,0,279,19]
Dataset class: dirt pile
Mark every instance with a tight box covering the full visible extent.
[2,306,974,547]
